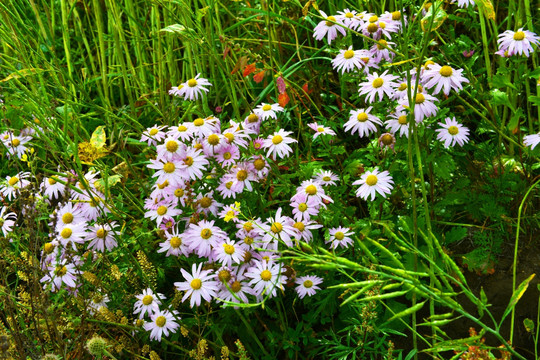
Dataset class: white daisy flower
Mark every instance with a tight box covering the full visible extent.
[245,260,287,299]
[352,168,394,201]
[295,275,323,299]
[174,263,219,308]
[263,129,297,159]
[435,117,470,148]
[254,103,284,121]
[523,133,540,150]
[327,226,355,249]
[181,74,212,101]
[344,107,382,137]
[134,288,164,319]
[0,206,17,238]
[358,70,399,103]
[313,11,347,44]
[144,309,180,342]
[422,64,469,95]
[331,47,370,74]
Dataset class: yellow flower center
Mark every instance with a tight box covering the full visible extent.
[44,243,55,254]
[367,23,379,33]
[243,222,253,231]
[305,185,317,195]
[157,206,167,216]
[260,270,272,281]
[253,158,266,170]
[377,39,388,50]
[439,66,453,77]
[244,236,254,245]
[8,177,19,186]
[221,152,231,160]
[163,162,176,173]
[236,170,248,181]
[381,134,394,145]
[155,316,167,327]
[334,231,345,240]
[187,79,198,87]
[294,222,305,232]
[262,104,272,111]
[398,115,408,125]
[207,134,220,145]
[167,236,181,248]
[392,11,401,20]
[303,280,313,288]
[247,113,259,123]
[225,181,233,189]
[424,60,435,69]
[224,133,234,142]
[158,180,169,189]
[298,203,308,212]
[343,50,355,59]
[142,295,153,305]
[369,15,378,23]
[223,243,235,255]
[366,174,378,186]
[218,269,231,282]
[272,135,283,145]
[12,138,21,147]
[372,78,384,88]
[199,197,212,208]
[184,156,194,166]
[62,213,74,224]
[201,229,212,239]
[174,188,184,197]
[357,112,369,122]
[448,126,459,135]
[345,12,354,18]
[55,265,67,276]
[61,228,72,239]
[379,22,386,29]
[231,280,242,292]
[325,16,336,26]
[271,222,283,233]
[96,228,107,239]
[190,278,202,290]
[415,93,425,104]
[149,128,159,136]
[48,177,57,185]
[193,118,204,127]
[166,140,179,153]
[323,176,331,181]
[178,125,188,132]
[194,142,203,150]
[514,31,525,41]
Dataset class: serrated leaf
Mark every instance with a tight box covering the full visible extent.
[421,2,447,32]
[90,126,106,149]
[445,227,468,244]
[490,89,514,111]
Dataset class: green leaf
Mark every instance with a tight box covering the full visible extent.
[445,227,467,244]
[524,318,535,333]
[421,2,448,32]
[501,273,535,324]
[384,301,426,324]
[489,89,514,111]
[90,126,106,149]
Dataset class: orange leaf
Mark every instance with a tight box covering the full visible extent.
[253,70,265,83]
[302,83,313,95]
[278,92,290,107]
[243,63,257,77]
[231,56,248,75]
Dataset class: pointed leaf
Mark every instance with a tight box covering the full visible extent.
[90,126,106,149]
[501,273,535,324]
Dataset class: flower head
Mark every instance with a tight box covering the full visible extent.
[143,309,180,341]
[174,263,219,308]
[295,275,323,299]
[352,168,394,201]
[497,28,540,57]
[263,129,297,159]
[435,117,470,148]
[422,64,469,95]
[523,133,540,150]
[313,11,347,44]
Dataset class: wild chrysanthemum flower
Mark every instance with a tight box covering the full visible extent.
[369,39,396,63]
[55,202,85,231]
[250,155,270,180]
[313,11,347,44]
[358,70,399,103]
[292,220,323,242]
[216,144,240,166]
[214,239,245,267]
[42,175,67,200]
[378,132,396,150]
[88,292,110,314]
[184,220,228,257]
[144,202,182,226]
[0,206,16,237]
[148,158,186,186]
[168,123,194,142]
[361,14,399,39]
[293,180,333,205]
[41,258,80,291]
[195,191,222,216]
[157,137,186,160]
[435,117,470,148]
[1,172,31,201]
[191,116,220,138]
[254,103,284,121]
[307,122,336,139]
[331,47,370,74]
[327,226,354,249]
[385,108,410,138]
[398,92,438,122]
[523,133,540,150]
[295,275,323,299]
[263,129,297,159]
[141,125,167,146]
[290,192,320,222]
[157,227,191,257]
[86,222,120,252]
[245,260,287,298]
[219,274,252,307]
[5,134,32,159]
[218,202,241,223]
[336,8,362,30]
[181,74,212,101]
[422,64,469,95]
[353,168,394,201]
[179,147,209,180]
[344,107,382,137]
[134,288,164,319]
[260,207,297,247]
[498,28,540,57]
[230,163,256,193]
[57,223,87,250]
[144,309,180,341]
[313,170,339,186]
[175,263,219,308]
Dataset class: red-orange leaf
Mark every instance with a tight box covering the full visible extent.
[302,83,313,95]
[243,63,257,77]
[278,92,290,107]
[253,70,265,83]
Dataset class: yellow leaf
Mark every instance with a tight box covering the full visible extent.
[476,0,495,20]
[0,68,46,82]
[90,126,107,149]
[421,2,448,32]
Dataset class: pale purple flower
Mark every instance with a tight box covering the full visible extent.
[254,103,284,121]
[353,168,394,201]
[313,11,347,44]
[344,107,382,137]
[435,117,470,148]
[175,263,219,307]
[358,70,399,103]
[523,133,540,150]
[141,125,167,146]
[134,288,164,319]
[307,122,336,139]
[422,64,469,95]
[181,74,212,101]
[331,47,370,74]
[245,260,287,298]
[295,275,323,299]
[327,226,354,249]
[144,309,180,341]
[498,28,540,57]
[398,92,438,122]
[263,129,297,159]
[86,222,120,252]
[0,206,16,237]
[313,170,339,186]
[157,227,191,257]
